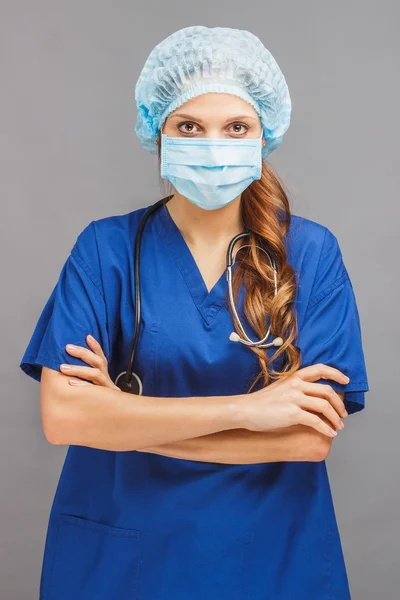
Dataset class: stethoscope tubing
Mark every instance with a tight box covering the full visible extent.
[115,197,167,394]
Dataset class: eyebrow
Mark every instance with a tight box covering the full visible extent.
[169,113,258,122]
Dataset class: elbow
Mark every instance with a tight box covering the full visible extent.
[308,415,336,461]
[42,406,71,445]
[40,372,77,445]
[290,424,334,462]
[43,424,62,446]
[310,438,333,462]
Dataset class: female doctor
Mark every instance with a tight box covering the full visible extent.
[20,25,369,600]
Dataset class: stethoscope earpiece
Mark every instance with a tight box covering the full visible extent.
[229,332,283,348]
[229,332,241,342]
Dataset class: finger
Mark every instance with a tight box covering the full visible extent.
[65,344,106,370]
[69,378,91,386]
[298,395,344,430]
[296,410,338,438]
[86,334,107,362]
[296,363,350,385]
[60,364,109,386]
[299,381,348,418]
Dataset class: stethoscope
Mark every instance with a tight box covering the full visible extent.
[115,195,283,394]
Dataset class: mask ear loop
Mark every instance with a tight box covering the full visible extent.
[158,121,166,154]
[260,128,266,148]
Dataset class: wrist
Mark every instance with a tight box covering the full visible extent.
[221,393,250,430]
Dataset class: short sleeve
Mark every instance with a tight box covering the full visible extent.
[295,228,369,415]
[19,221,110,383]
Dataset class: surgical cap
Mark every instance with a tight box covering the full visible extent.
[134,26,291,160]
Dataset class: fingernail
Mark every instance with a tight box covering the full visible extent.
[339,421,345,429]
[87,335,95,342]
[330,430,338,437]
[66,344,77,350]
[344,375,350,382]
[60,364,71,370]
[70,379,84,385]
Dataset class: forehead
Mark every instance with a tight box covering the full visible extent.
[167,92,259,121]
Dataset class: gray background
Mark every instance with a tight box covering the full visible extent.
[2,1,398,598]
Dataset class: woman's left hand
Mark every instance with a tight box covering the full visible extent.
[60,334,120,391]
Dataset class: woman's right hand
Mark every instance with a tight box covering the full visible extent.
[241,364,350,437]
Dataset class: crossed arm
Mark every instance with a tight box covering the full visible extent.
[41,360,343,464]
[137,392,345,464]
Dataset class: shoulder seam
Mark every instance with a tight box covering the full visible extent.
[90,220,106,298]
[71,245,105,299]
[306,271,349,312]
[304,226,328,313]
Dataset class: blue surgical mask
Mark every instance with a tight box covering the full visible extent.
[160,130,263,210]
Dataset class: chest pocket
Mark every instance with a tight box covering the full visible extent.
[47,514,141,600]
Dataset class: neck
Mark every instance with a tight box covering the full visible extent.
[165,191,246,246]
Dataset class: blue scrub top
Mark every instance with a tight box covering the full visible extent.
[20,200,369,600]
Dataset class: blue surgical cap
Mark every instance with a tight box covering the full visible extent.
[134,26,291,159]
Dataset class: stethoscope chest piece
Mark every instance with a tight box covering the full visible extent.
[115,370,143,395]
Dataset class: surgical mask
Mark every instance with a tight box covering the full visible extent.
[160,130,263,210]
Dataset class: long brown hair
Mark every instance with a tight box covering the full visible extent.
[156,134,301,393]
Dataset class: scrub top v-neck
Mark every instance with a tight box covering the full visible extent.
[20,199,369,600]
[158,201,230,324]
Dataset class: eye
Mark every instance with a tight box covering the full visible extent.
[177,122,201,135]
[228,123,250,136]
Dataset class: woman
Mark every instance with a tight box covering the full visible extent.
[20,25,369,600]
